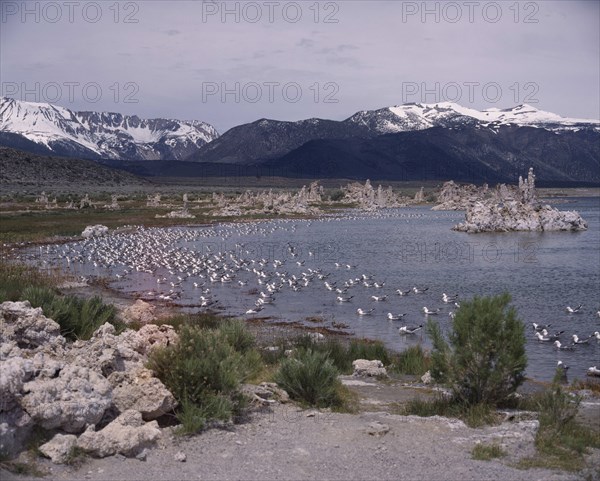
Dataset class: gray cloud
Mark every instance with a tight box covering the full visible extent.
[0,0,597,133]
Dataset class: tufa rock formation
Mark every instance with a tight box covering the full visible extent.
[453,168,588,233]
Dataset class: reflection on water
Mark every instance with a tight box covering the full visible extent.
[26,198,600,382]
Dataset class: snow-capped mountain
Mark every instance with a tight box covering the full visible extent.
[0,97,219,160]
[190,102,599,164]
[347,102,600,134]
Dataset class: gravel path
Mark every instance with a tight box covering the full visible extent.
[3,404,588,481]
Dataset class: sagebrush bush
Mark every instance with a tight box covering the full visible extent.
[427,293,527,405]
[274,349,342,407]
[148,323,262,431]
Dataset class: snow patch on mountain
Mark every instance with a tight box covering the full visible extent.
[0,97,219,160]
[382,102,599,133]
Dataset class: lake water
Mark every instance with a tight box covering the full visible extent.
[27,197,600,382]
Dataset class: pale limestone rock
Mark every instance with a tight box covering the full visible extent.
[39,434,78,464]
[366,422,390,436]
[108,368,177,420]
[453,168,587,233]
[0,357,34,411]
[0,301,65,350]
[76,410,161,458]
[122,300,156,326]
[421,371,432,384]
[21,364,112,433]
[352,359,387,377]
[81,224,108,238]
[432,181,487,211]
[0,408,33,456]
[174,451,187,462]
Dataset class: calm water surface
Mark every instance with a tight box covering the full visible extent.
[28,197,600,382]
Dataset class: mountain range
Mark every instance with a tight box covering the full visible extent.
[1,97,599,183]
[0,97,218,161]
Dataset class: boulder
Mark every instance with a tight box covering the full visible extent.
[241,382,289,405]
[81,224,109,238]
[39,434,78,464]
[0,407,33,456]
[122,300,156,326]
[0,357,34,412]
[366,422,390,436]
[0,301,65,350]
[21,364,112,433]
[76,410,161,458]
[108,368,177,420]
[352,359,387,377]
[421,371,432,384]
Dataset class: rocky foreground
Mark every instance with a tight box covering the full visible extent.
[1,300,599,481]
[437,168,588,233]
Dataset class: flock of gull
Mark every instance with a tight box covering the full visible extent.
[27,212,600,379]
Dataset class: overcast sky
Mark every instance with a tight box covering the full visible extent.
[1,0,599,133]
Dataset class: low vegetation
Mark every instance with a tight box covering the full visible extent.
[147,321,262,434]
[427,293,527,406]
[20,286,124,341]
[471,443,506,461]
[401,396,499,428]
[517,370,600,472]
[274,349,343,408]
[0,262,124,340]
[402,294,525,427]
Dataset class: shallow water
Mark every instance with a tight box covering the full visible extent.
[27,197,600,382]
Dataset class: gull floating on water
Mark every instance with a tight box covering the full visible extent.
[357,308,374,316]
[572,334,591,345]
[412,287,429,294]
[535,332,553,342]
[399,324,423,335]
[396,289,411,296]
[566,304,583,313]
[532,322,551,332]
[387,312,407,321]
[371,295,387,302]
[442,293,458,303]
[587,366,600,377]
[336,295,353,302]
[541,329,565,340]
[554,340,575,351]
[423,307,441,315]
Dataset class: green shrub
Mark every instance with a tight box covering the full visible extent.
[472,443,506,460]
[427,293,527,405]
[517,368,600,471]
[148,324,262,431]
[401,395,497,428]
[391,345,430,375]
[274,349,342,407]
[219,319,256,353]
[21,287,120,341]
[286,337,391,375]
[348,339,391,366]
[0,261,59,302]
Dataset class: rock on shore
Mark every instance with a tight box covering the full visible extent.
[0,301,177,458]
